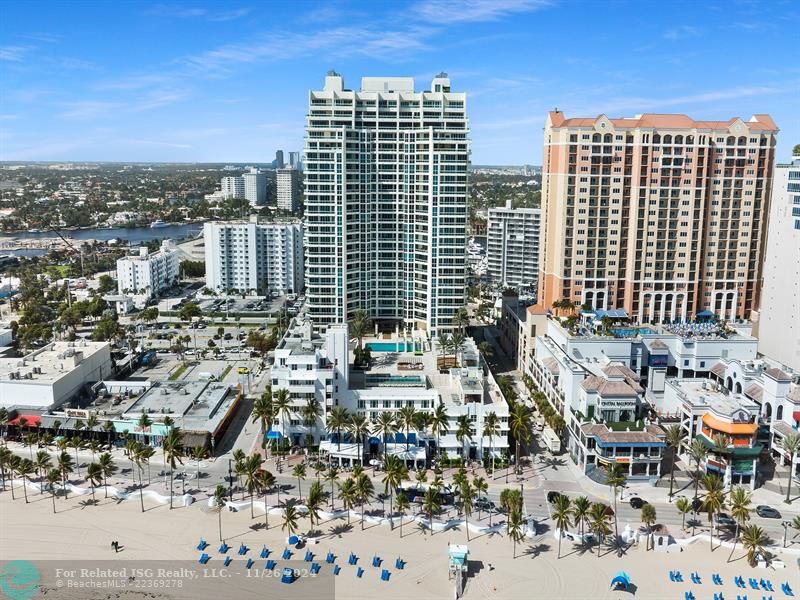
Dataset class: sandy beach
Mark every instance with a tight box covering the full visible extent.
[2,487,797,600]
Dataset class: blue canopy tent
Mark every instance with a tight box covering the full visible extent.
[610,571,631,591]
[266,431,282,440]
[695,310,715,320]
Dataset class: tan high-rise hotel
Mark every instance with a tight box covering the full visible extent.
[538,111,777,323]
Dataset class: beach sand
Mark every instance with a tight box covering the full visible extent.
[1,490,797,599]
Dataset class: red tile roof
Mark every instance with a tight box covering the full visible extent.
[548,111,778,132]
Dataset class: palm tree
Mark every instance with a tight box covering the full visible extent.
[162,429,183,509]
[675,497,691,531]
[130,442,150,513]
[338,478,357,525]
[86,414,99,440]
[397,406,417,452]
[137,412,152,445]
[741,524,768,566]
[552,494,572,558]
[306,481,324,529]
[348,414,369,466]
[326,407,349,452]
[302,398,322,444]
[57,451,73,499]
[461,480,475,541]
[641,503,657,551]
[324,466,339,510]
[46,468,61,513]
[483,412,500,476]
[69,435,83,476]
[103,420,115,448]
[449,330,466,363]
[7,454,21,500]
[436,333,453,367]
[478,341,493,359]
[728,486,752,560]
[568,496,589,545]
[98,452,115,499]
[257,469,275,529]
[453,306,469,332]
[350,309,371,353]
[292,463,306,502]
[281,504,300,536]
[430,403,449,463]
[354,471,374,530]
[34,450,52,492]
[212,484,227,542]
[24,432,37,460]
[687,438,709,504]
[664,424,683,500]
[191,446,206,484]
[589,502,612,558]
[395,491,410,537]
[17,458,34,504]
[509,403,531,479]
[243,454,264,519]
[85,462,103,503]
[272,388,292,452]
[701,473,725,550]
[454,415,473,459]
[422,486,441,536]
[0,446,10,492]
[382,455,408,529]
[251,392,274,449]
[372,412,397,461]
[473,476,489,523]
[780,433,800,504]
[499,487,523,515]
[605,463,626,542]
[507,508,524,558]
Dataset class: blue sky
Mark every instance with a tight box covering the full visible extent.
[0,0,798,164]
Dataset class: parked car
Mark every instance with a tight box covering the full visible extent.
[475,496,495,511]
[629,497,647,509]
[691,497,703,513]
[547,491,566,504]
[755,505,781,519]
[224,333,233,340]
[714,512,736,527]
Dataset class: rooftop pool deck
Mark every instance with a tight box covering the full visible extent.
[365,341,424,353]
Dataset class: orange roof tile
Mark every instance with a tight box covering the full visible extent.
[702,413,757,435]
[547,111,778,132]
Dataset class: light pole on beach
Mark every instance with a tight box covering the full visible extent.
[782,520,790,548]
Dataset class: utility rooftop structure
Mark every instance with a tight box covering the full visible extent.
[0,340,112,411]
[304,72,469,336]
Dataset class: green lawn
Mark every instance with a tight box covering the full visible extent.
[168,364,188,381]
[219,364,233,380]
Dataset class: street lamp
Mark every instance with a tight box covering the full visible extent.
[781,520,790,548]
[228,459,233,501]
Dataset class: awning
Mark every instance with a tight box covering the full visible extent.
[793,411,800,423]
[8,415,41,426]
[697,435,763,458]
[701,413,757,435]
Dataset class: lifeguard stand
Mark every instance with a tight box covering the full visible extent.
[448,544,469,599]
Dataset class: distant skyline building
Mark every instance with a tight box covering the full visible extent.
[538,111,778,322]
[221,175,245,200]
[486,200,541,292]
[275,150,285,169]
[242,167,267,207]
[276,167,300,213]
[203,217,304,295]
[304,72,469,335]
[756,151,800,371]
[116,240,179,308]
[288,151,301,169]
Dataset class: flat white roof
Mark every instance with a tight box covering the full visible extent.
[0,340,109,383]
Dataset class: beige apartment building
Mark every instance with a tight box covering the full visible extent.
[538,111,778,323]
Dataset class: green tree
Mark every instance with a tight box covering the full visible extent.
[372,412,397,461]
[281,504,300,537]
[381,455,408,530]
[741,524,768,567]
[85,462,103,503]
[16,458,34,504]
[780,433,800,504]
[605,463,626,542]
[251,392,274,449]
[326,406,349,452]
[729,486,752,560]
[396,405,417,452]
[338,478,357,526]
[675,497,691,531]
[97,274,116,294]
[46,469,61,513]
[348,414,369,466]
[552,494,572,558]
[324,466,339,510]
[507,508,524,558]
[98,452,116,499]
[460,480,475,541]
[212,484,227,541]
[162,428,183,509]
[395,491,410,538]
[292,463,306,502]
[422,486,441,536]
[664,424,683,500]
[257,469,275,529]
[589,503,611,558]
[641,503,657,551]
[701,473,726,550]
[354,471,374,530]
[272,388,292,451]
[509,403,531,478]
[429,403,449,463]
[687,438,709,505]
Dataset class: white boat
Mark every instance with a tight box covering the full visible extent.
[149,220,170,228]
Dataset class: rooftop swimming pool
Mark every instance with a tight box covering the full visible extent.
[365,374,426,387]
[611,327,655,337]
[366,342,421,352]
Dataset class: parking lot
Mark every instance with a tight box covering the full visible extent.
[195,295,288,315]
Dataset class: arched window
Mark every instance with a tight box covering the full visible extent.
[727,136,735,145]
[764,403,772,420]
[603,133,612,143]
[734,382,742,394]
[663,134,672,144]
[675,135,684,144]
[737,136,747,146]
[776,405,784,421]
[726,376,733,391]
[686,135,694,144]
[592,133,601,143]
[653,134,661,144]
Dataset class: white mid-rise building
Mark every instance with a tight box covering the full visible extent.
[203,217,304,295]
[221,176,245,199]
[487,200,541,291]
[270,319,509,465]
[757,152,800,372]
[243,168,267,207]
[116,240,179,308]
[304,72,469,336]
[276,167,300,213]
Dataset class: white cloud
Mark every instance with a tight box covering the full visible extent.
[147,4,251,21]
[663,25,701,40]
[413,0,552,24]
[0,45,34,62]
